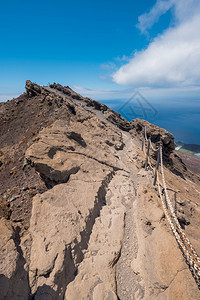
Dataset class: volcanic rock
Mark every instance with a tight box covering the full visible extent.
[0,81,200,299]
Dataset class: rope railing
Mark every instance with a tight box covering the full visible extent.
[150,138,159,152]
[142,126,200,286]
[144,126,159,152]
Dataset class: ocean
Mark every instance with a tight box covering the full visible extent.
[100,97,200,145]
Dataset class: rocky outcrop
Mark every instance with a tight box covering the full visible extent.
[0,81,200,299]
[25,80,44,96]
[0,219,30,299]
[131,118,175,158]
[48,82,133,132]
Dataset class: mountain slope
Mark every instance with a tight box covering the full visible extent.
[0,81,200,299]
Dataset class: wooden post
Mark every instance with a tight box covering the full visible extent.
[164,192,168,209]
[145,138,150,170]
[144,126,147,141]
[174,191,177,215]
[153,149,160,185]
[142,126,146,151]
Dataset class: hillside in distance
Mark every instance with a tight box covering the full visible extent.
[0,81,200,299]
[176,142,200,155]
[174,142,200,175]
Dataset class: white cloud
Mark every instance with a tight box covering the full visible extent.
[100,62,116,70]
[136,0,174,34]
[73,85,200,102]
[137,0,200,33]
[0,93,20,102]
[114,55,129,62]
[113,0,200,88]
[73,85,134,100]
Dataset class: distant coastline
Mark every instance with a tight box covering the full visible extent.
[175,142,200,156]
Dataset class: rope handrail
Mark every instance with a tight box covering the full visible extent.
[160,145,200,276]
[157,173,200,279]
[143,126,159,152]
[149,138,159,152]
[142,126,200,285]
[160,145,200,267]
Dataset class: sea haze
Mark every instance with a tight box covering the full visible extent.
[100,97,200,145]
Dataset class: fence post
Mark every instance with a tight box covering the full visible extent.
[144,126,147,141]
[153,148,160,185]
[142,126,146,151]
[145,138,150,170]
[174,191,177,215]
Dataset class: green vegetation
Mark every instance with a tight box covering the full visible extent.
[179,148,195,155]
[176,142,200,156]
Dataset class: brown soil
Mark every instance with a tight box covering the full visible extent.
[175,150,200,175]
[0,91,71,229]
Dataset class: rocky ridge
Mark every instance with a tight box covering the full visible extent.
[0,81,200,299]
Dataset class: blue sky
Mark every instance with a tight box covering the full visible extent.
[0,0,200,102]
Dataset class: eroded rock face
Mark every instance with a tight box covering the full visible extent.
[25,117,125,188]
[29,171,109,297]
[25,80,43,96]
[0,219,30,299]
[64,171,128,300]
[0,81,200,299]
[25,115,128,298]
[0,219,18,280]
[49,82,133,132]
[130,118,175,158]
